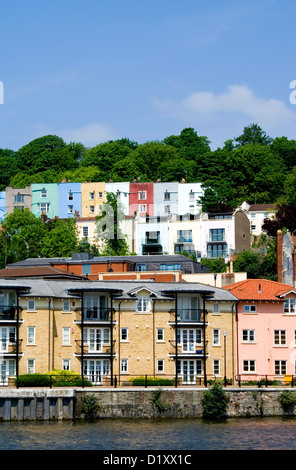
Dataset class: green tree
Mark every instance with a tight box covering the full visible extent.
[15,135,81,175]
[234,123,273,147]
[96,192,129,255]
[0,209,47,266]
[0,149,18,190]
[41,218,79,257]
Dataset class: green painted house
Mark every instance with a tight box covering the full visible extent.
[31,183,59,219]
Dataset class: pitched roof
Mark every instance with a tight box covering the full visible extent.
[223,278,295,301]
[0,266,88,280]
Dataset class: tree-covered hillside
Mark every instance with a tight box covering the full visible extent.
[2,123,296,213]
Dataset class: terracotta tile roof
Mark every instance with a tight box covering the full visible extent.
[223,278,295,301]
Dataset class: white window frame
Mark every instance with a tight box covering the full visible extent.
[157,359,164,373]
[284,298,296,314]
[68,205,73,214]
[136,296,150,313]
[27,359,35,374]
[213,359,220,376]
[62,327,71,345]
[242,329,255,342]
[63,359,70,371]
[63,300,71,312]
[213,329,220,345]
[274,330,287,346]
[121,359,128,373]
[275,360,287,375]
[243,360,256,373]
[139,204,146,213]
[243,304,257,313]
[120,327,128,342]
[213,303,220,314]
[27,299,35,311]
[157,328,164,342]
[27,326,35,344]
[40,189,47,198]
[68,191,73,201]
[139,191,146,200]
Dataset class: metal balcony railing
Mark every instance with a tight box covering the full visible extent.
[170,309,203,322]
[169,340,205,356]
[0,306,20,321]
[75,308,114,322]
[75,340,115,355]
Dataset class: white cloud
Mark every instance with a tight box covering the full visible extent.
[60,123,119,146]
[152,85,296,147]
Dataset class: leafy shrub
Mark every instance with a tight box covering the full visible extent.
[131,377,174,386]
[201,383,229,420]
[279,391,296,414]
[16,374,51,387]
[81,393,100,420]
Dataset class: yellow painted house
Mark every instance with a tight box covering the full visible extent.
[81,182,106,218]
[0,278,238,387]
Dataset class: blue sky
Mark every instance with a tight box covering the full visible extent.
[0,0,296,151]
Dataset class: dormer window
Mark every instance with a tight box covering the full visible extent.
[136,296,149,313]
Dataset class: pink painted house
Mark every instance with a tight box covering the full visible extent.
[224,279,296,383]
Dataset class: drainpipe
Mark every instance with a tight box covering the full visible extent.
[16,288,20,388]
[203,293,207,387]
[48,299,51,371]
[118,301,122,385]
[152,299,156,378]
[111,292,113,386]
[175,293,178,387]
[81,292,84,387]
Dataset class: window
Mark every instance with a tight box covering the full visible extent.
[136,296,149,313]
[68,205,73,214]
[27,299,35,311]
[82,264,91,275]
[38,203,50,212]
[63,359,70,370]
[213,303,220,314]
[14,194,24,203]
[139,204,146,213]
[164,205,170,214]
[40,189,47,198]
[121,359,128,373]
[157,328,164,341]
[82,226,88,237]
[136,264,147,272]
[274,330,287,346]
[243,360,256,372]
[98,192,103,198]
[213,329,220,345]
[160,264,181,271]
[210,228,225,242]
[213,359,220,376]
[157,359,164,372]
[177,230,192,242]
[284,298,296,314]
[89,205,94,213]
[242,329,255,342]
[62,328,71,345]
[68,191,73,200]
[164,191,170,200]
[27,327,35,344]
[89,192,95,200]
[63,301,71,312]
[139,191,146,200]
[121,328,128,341]
[275,360,287,375]
[243,305,257,313]
[27,359,35,374]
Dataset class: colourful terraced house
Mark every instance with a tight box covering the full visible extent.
[224,279,296,383]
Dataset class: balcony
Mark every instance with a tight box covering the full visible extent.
[0,306,21,321]
[169,340,205,356]
[170,309,203,323]
[75,308,114,323]
[75,340,115,356]
[0,340,22,354]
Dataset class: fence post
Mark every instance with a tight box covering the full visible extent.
[145,375,147,388]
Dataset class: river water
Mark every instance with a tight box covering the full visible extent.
[0,417,296,451]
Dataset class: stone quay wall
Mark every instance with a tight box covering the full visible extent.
[0,387,295,420]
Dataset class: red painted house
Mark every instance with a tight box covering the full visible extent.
[129,182,154,216]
